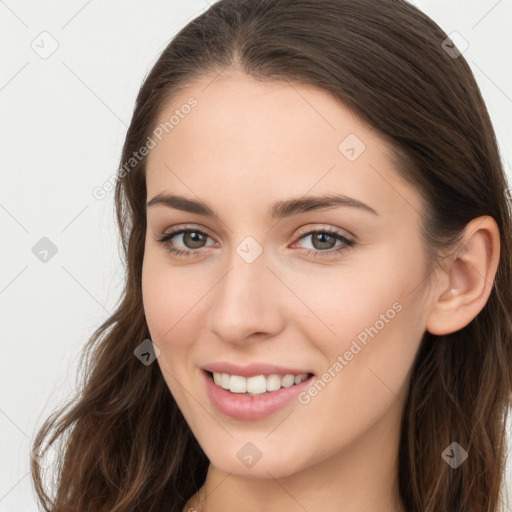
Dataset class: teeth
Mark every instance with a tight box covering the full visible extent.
[294,374,305,385]
[229,375,247,393]
[281,374,295,387]
[247,375,267,394]
[221,373,230,389]
[212,372,310,395]
[266,374,281,392]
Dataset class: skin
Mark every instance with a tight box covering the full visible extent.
[141,68,500,512]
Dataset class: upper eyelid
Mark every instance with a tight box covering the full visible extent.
[160,225,216,243]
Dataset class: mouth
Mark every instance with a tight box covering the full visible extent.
[200,361,315,421]
[204,370,315,396]
[202,368,316,420]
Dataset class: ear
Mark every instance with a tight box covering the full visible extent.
[426,215,501,336]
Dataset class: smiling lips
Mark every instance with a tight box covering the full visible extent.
[201,362,316,417]
[211,371,311,395]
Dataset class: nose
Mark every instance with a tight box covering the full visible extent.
[206,247,285,346]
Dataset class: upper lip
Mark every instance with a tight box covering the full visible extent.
[202,361,314,378]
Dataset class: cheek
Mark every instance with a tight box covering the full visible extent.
[142,256,192,348]
[141,255,213,381]
[291,240,428,383]
[291,251,421,343]
[292,292,424,460]
[142,261,170,341]
[141,261,200,403]
[142,244,190,320]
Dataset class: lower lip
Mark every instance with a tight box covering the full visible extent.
[202,370,314,420]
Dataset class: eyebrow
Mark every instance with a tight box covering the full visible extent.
[146,192,379,218]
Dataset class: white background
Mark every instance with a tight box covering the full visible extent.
[0,0,511,509]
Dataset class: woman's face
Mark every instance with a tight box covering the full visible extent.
[142,69,435,479]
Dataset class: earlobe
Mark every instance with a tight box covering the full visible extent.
[425,215,500,336]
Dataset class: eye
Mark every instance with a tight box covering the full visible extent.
[155,225,356,259]
[155,227,216,258]
[292,227,355,258]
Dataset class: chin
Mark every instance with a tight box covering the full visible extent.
[199,435,312,480]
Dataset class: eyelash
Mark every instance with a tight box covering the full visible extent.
[155,226,355,259]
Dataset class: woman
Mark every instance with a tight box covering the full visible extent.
[31,1,512,511]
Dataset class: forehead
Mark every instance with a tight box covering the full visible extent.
[145,69,422,222]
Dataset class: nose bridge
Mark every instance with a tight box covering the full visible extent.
[206,240,284,343]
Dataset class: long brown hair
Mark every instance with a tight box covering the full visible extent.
[31,1,512,510]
